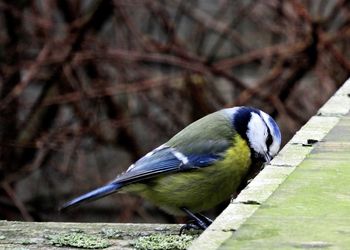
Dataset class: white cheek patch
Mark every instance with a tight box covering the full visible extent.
[269,140,280,157]
[247,112,268,155]
[260,111,281,157]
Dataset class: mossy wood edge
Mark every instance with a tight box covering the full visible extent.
[189,77,350,250]
[0,220,193,249]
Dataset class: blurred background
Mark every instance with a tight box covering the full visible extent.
[0,0,349,223]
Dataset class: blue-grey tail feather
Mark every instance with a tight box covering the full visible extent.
[60,182,122,211]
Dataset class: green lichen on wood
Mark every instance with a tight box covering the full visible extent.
[133,234,195,250]
[0,221,182,249]
[99,228,123,239]
[18,239,37,245]
[45,232,110,249]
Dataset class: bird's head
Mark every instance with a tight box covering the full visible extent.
[231,106,281,163]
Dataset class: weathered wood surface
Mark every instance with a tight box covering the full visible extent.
[0,220,195,249]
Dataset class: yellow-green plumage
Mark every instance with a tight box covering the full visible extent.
[125,134,251,215]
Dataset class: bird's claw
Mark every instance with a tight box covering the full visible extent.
[179,207,212,235]
[179,221,204,235]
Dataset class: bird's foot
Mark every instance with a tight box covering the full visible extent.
[179,221,203,235]
[179,208,212,235]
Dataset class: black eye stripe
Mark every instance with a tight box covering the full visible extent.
[266,130,273,148]
[262,117,273,150]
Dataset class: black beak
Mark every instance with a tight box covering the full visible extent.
[263,152,271,163]
[253,151,271,164]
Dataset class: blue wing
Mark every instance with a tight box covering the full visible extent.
[61,145,226,211]
[61,111,235,211]
[61,141,230,211]
[113,141,230,185]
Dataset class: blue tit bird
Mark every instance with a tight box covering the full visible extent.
[61,106,281,231]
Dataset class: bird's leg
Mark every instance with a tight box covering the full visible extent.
[179,207,210,234]
[195,212,213,226]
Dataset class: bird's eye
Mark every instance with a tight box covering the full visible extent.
[266,131,273,148]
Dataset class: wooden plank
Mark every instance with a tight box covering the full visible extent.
[0,220,196,249]
[219,114,350,249]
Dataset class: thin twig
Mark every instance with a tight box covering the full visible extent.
[2,182,34,221]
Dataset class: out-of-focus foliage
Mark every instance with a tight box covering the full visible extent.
[0,0,349,222]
